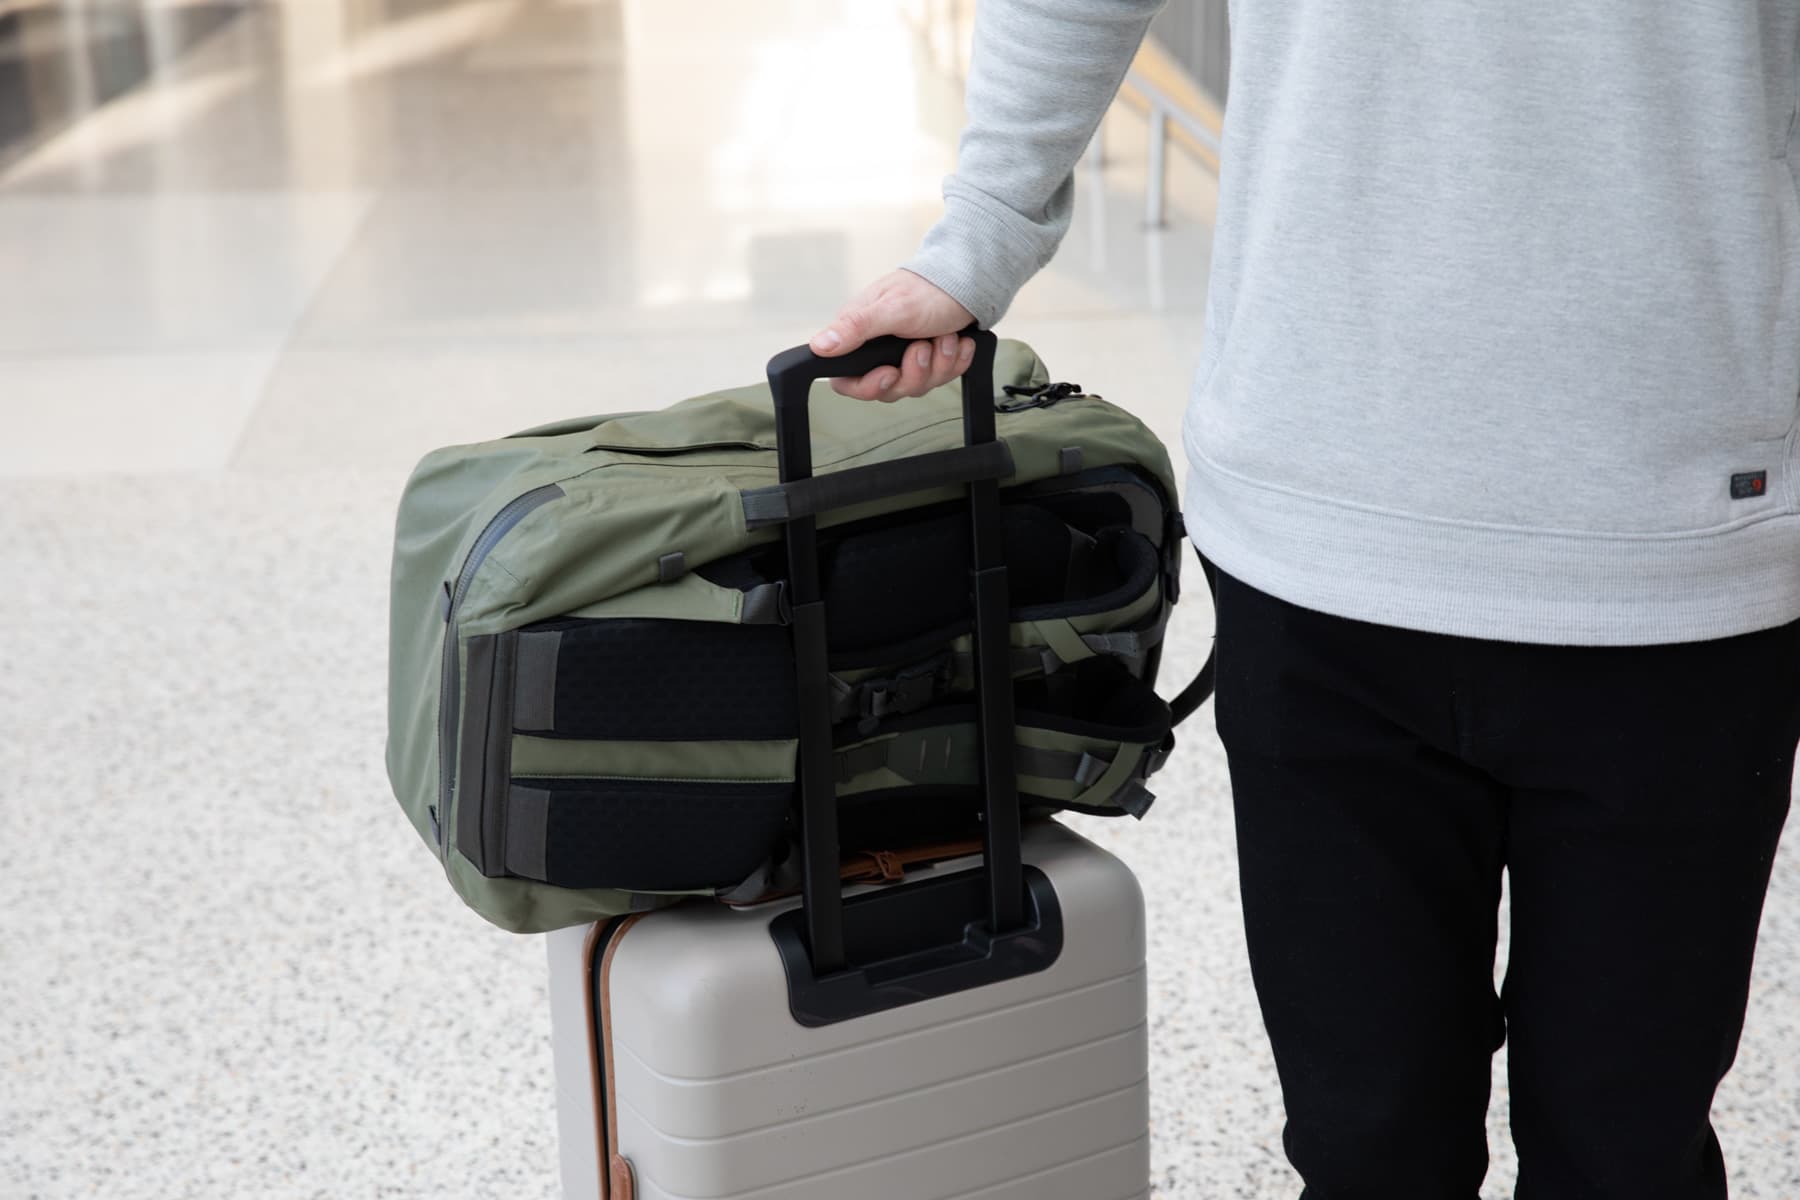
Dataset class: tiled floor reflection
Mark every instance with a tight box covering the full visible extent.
[0,1,247,170]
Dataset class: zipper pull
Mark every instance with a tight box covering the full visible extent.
[996,381,1088,412]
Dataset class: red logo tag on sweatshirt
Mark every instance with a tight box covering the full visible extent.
[1730,471,1767,499]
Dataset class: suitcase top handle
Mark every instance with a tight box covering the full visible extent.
[764,327,1026,979]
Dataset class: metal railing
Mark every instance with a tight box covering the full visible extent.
[1115,66,1222,228]
[1088,0,1230,228]
[1150,0,1230,108]
[913,0,1227,230]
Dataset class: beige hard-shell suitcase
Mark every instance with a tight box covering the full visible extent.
[547,820,1150,1199]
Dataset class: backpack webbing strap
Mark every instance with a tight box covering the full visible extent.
[828,652,958,731]
[965,608,1170,678]
[1014,744,1113,789]
[512,630,561,732]
[833,733,1111,790]
[1167,546,1219,728]
[739,441,1016,530]
[503,786,552,881]
[829,646,1056,730]
[1078,626,1158,671]
[832,723,1164,815]
[827,602,1173,735]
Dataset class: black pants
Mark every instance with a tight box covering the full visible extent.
[1208,563,1800,1200]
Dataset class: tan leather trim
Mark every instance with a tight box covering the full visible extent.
[722,836,987,908]
[842,848,907,885]
[580,921,608,1195]
[877,837,986,873]
[608,1153,636,1200]
[597,913,649,1196]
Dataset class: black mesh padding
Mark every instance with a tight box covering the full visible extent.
[1014,656,1172,743]
[522,777,791,891]
[818,503,1074,654]
[822,524,1161,673]
[701,503,1084,654]
[525,619,798,741]
[1014,527,1158,622]
[1015,490,1137,539]
[1004,466,1172,542]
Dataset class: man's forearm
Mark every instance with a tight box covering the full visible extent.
[904,0,1164,327]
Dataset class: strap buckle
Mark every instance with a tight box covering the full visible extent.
[852,653,956,735]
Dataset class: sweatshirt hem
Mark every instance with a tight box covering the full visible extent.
[1183,462,1800,647]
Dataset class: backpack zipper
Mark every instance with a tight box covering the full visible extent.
[996,381,1088,412]
[587,439,773,456]
[434,483,566,853]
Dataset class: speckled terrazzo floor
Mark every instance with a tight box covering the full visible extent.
[5,2,1800,1196]
[5,470,1800,1199]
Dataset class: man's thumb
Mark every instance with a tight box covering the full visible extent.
[810,304,879,358]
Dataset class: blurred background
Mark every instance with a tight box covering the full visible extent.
[1,2,1795,1197]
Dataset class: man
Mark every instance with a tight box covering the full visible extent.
[811,3,1800,1197]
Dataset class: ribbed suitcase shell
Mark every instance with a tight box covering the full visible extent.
[547,821,1150,1200]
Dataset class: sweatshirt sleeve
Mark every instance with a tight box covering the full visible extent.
[903,0,1165,328]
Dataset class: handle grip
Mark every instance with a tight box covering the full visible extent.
[767,325,990,407]
[767,333,925,398]
[766,326,997,486]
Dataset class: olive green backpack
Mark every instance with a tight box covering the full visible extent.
[387,332,1212,932]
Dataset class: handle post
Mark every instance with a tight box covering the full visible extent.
[958,333,1024,935]
[764,327,1026,972]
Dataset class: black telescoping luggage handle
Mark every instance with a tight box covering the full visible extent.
[765,326,1025,976]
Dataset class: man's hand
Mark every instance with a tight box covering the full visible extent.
[811,269,978,402]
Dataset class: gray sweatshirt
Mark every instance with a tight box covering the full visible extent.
[905,1,1800,645]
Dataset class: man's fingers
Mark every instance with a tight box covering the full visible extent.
[867,341,938,403]
[829,341,929,403]
[829,367,889,400]
[923,335,970,390]
[832,366,900,401]
[921,337,975,392]
[831,335,977,402]
[860,368,902,400]
[893,340,935,397]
